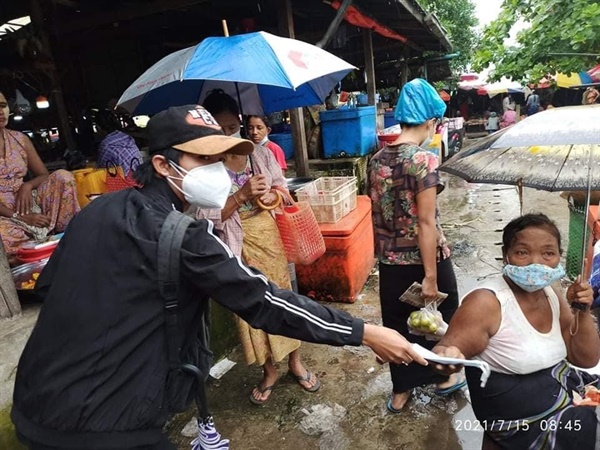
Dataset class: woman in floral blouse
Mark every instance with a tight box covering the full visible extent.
[368,79,460,413]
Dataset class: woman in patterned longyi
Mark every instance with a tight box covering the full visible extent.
[0,91,79,256]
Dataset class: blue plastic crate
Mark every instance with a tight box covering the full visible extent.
[268,133,294,160]
[384,111,397,128]
[319,106,377,158]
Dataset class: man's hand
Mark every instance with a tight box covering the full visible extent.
[362,324,428,366]
[15,183,34,216]
[238,175,269,201]
[19,213,51,228]
[431,345,464,375]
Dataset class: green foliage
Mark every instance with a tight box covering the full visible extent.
[418,0,480,73]
[474,0,600,82]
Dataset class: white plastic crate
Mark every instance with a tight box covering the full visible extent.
[295,176,357,223]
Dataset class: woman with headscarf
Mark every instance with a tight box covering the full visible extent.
[368,79,460,413]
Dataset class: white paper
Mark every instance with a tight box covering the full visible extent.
[209,358,236,380]
[412,343,491,388]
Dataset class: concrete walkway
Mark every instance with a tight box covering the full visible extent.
[0,173,593,450]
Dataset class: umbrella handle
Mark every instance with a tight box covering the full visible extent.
[222,20,229,37]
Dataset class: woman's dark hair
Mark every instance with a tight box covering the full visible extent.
[133,148,182,186]
[247,115,270,127]
[502,213,562,254]
[202,89,239,117]
[95,109,121,133]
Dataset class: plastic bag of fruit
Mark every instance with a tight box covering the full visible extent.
[406,302,448,341]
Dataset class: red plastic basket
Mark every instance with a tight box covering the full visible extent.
[275,201,326,265]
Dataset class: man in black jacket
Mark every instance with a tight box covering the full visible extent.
[12,105,426,449]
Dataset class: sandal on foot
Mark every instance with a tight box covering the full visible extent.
[386,393,409,414]
[249,383,276,406]
[292,370,321,392]
[434,377,467,396]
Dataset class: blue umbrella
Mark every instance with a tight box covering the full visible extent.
[117,31,355,115]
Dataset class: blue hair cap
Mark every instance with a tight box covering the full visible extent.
[394,78,447,124]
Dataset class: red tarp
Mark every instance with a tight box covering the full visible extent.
[331,0,408,43]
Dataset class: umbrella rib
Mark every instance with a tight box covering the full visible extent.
[550,144,574,191]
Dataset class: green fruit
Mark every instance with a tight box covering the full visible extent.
[411,318,421,328]
[419,317,432,328]
[428,324,438,333]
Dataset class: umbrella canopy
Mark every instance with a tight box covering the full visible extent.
[476,79,525,97]
[556,64,600,88]
[440,105,600,192]
[117,31,355,115]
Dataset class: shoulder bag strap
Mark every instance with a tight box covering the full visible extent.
[158,210,194,366]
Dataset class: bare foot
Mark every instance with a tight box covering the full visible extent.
[389,391,411,411]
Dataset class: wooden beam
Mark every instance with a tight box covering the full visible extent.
[53,0,79,9]
[59,0,209,34]
[29,0,77,151]
[279,0,310,177]
[363,29,376,106]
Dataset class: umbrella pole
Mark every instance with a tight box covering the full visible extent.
[234,82,247,138]
[517,179,523,215]
[581,149,593,275]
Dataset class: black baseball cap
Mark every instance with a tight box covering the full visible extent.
[146,105,253,156]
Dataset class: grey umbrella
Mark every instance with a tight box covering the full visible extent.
[440,104,600,275]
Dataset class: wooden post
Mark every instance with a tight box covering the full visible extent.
[363,29,376,106]
[278,0,310,177]
[30,0,77,151]
[400,46,410,88]
[0,241,21,319]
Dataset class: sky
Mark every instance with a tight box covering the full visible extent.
[472,0,503,30]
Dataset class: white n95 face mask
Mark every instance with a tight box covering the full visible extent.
[167,161,232,209]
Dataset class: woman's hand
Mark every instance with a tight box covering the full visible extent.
[258,191,279,206]
[431,345,464,375]
[566,275,594,310]
[15,182,34,216]
[238,174,269,202]
[19,213,51,228]
[421,276,439,301]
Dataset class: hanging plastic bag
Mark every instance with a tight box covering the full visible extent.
[406,302,448,341]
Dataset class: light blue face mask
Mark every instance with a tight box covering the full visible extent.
[503,263,566,292]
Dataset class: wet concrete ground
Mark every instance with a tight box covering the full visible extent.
[0,170,585,449]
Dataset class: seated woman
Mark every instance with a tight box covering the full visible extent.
[433,213,600,449]
[0,91,80,256]
[199,89,320,405]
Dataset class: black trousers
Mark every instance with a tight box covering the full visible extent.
[379,258,459,393]
[18,433,176,450]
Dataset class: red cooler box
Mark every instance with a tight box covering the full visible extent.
[296,196,375,303]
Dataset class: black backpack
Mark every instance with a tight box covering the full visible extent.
[158,210,213,417]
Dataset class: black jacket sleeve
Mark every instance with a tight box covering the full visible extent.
[180,219,364,347]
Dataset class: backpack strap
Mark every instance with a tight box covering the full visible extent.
[158,210,194,366]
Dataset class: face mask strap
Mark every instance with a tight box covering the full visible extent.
[168,160,188,179]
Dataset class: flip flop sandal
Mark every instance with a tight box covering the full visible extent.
[386,395,405,414]
[292,370,321,392]
[434,377,467,396]
[249,383,276,406]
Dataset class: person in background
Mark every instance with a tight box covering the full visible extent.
[433,213,599,449]
[502,94,515,113]
[95,109,143,172]
[201,90,318,405]
[526,90,541,115]
[485,111,500,134]
[501,108,517,128]
[0,91,79,256]
[247,115,287,172]
[12,104,428,450]
[368,78,461,414]
[582,87,600,105]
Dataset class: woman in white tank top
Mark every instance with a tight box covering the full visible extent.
[433,214,600,450]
